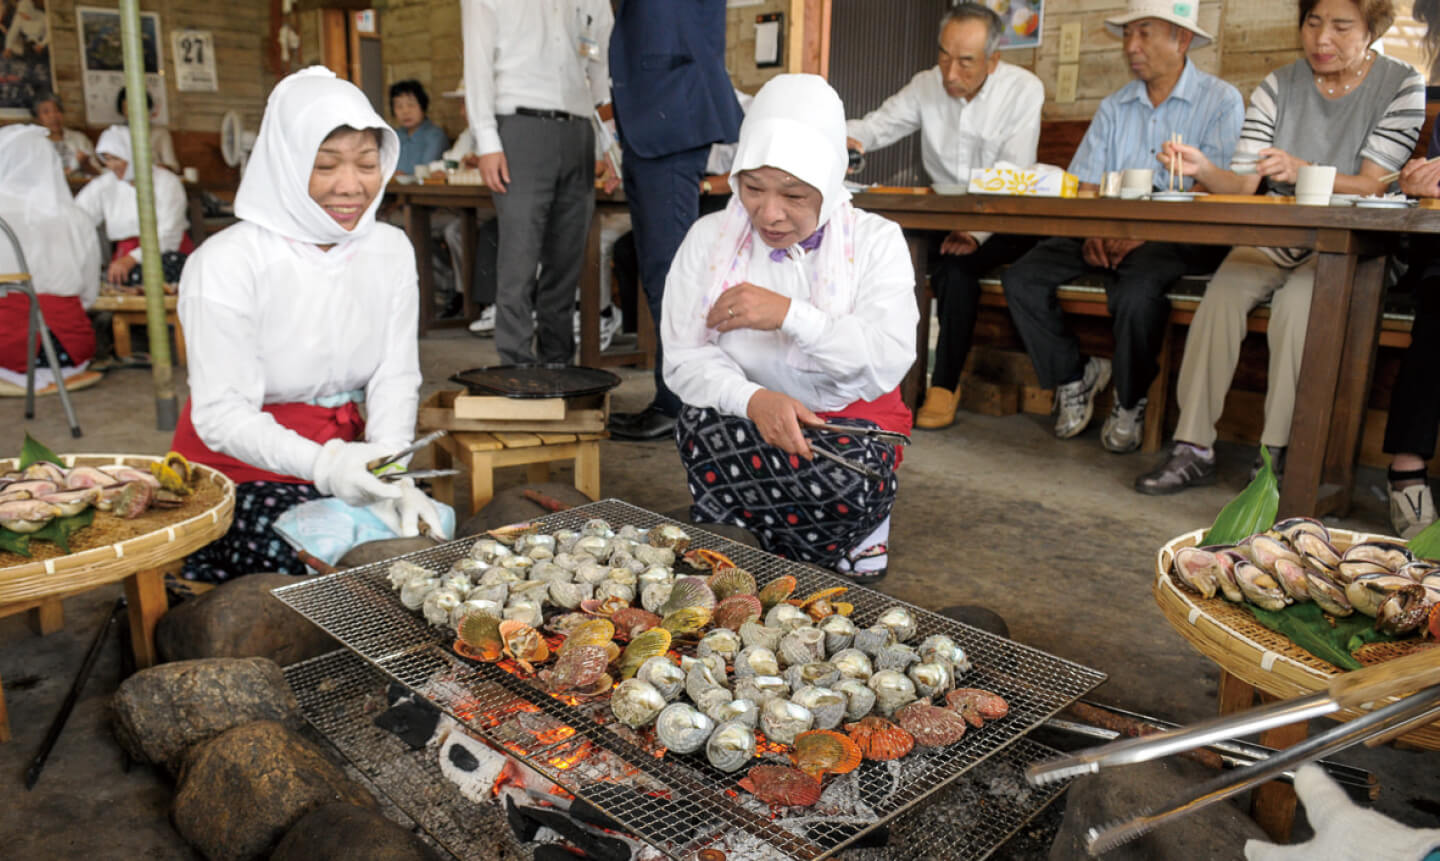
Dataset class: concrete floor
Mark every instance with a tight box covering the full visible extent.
[2,328,1437,858]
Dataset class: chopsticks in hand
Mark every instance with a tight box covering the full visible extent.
[1169,132,1182,192]
[1378,155,1440,186]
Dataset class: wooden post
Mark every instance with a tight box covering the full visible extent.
[123,568,168,670]
[1217,671,1304,843]
[27,598,63,636]
[0,672,10,743]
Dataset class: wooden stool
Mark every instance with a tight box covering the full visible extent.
[91,293,186,365]
[430,431,606,514]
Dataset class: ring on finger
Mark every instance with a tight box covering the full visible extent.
[728,307,736,318]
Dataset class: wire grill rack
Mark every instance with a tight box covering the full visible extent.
[275,500,1106,860]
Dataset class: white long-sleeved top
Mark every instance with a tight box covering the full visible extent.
[73,168,188,260]
[461,0,613,158]
[662,209,918,419]
[444,128,477,162]
[178,221,422,481]
[845,61,1044,188]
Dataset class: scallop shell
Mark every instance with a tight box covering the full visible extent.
[739,620,784,651]
[682,547,736,571]
[760,698,814,745]
[908,662,953,700]
[738,765,822,808]
[450,599,502,629]
[778,627,826,666]
[734,646,780,678]
[876,606,918,642]
[867,670,917,718]
[734,675,789,707]
[617,628,673,679]
[697,628,742,662]
[834,678,878,721]
[756,575,798,610]
[455,611,504,661]
[707,567,758,601]
[498,620,550,665]
[790,685,847,730]
[790,729,862,779]
[636,656,686,701]
[705,720,758,773]
[655,703,715,754]
[708,697,759,729]
[661,606,713,637]
[611,679,668,729]
[641,581,674,614]
[660,577,717,616]
[819,614,858,654]
[712,594,764,631]
[765,603,813,632]
[830,648,874,681]
[844,716,914,761]
[610,607,663,641]
[558,619,616,653]
[946,688,1010,728]
[543,644,612,694]
[896,702,968,746]
[783,661,839,691]
[853,625,896,657]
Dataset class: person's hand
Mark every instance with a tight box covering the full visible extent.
[479,151,509,193]
[595,159,620,194]
[107,255,138,285]
[1103,238,1144,266]
[1081,237,1111,269]
[1157,140,1212,178]
[460,153,481,169]
[746,389,823,458]
[940,230,978,256]
[706,282,791,333]
[1256,147,1308,185]
[1399,156,1440,198]
[701,174,731,195]
[368,478,448,539]
[846,136,864,155]
[312,439,403,508]
[1244,765,1440,861]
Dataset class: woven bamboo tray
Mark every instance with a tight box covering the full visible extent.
[0,454,234,605]
[1156,527,1440,750]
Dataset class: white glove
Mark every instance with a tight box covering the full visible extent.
[311,439,402,508]
[368,478,449,539]
[1244,765,1440,861]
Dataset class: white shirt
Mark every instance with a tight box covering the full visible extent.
[51,128,95,174]
[179,221,422,481]
[461,0,613,156]
[0,126,101,307]
[662,209,918,419]
[73,168,188,260]
[444,128,477,162]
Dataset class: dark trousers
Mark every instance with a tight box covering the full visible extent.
[928,234,1037,391]
[492,114,595,365]
[620,143,711,415]
[1385,261,1440,459]
[1002,237,1228,408]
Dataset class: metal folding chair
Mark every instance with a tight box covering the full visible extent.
[0,215,83,437]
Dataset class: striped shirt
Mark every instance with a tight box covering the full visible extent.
[1069,59,1244,191]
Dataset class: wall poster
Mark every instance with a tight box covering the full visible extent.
[172,29,216,92]
[0,0,56,119]
[76,6,169,126]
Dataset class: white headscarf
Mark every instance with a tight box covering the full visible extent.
[235,66,399,245]
[95,125,134,181]
[0,124,70,221]
[0,125,102,306]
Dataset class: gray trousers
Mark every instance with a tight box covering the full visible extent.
[492,113,595,364]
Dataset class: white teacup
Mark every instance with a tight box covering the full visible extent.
[182,166,198,183]
[1120,168,1154,198]
[414,164,431,182]
[1296,165,1337,206]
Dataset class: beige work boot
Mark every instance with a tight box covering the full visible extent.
[915,386,961,430]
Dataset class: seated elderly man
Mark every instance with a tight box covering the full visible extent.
[1001,0,1243,453]
[846,2,1044,430]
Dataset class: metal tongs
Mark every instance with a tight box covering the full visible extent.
[804,422,910,482]
[1025,648,1440,855]
[367,429,449,472]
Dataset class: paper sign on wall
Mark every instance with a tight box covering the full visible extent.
[173,30,217,92]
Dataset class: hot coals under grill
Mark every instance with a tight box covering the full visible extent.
[275,500,1106,859]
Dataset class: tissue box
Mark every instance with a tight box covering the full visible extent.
[968,165,1078,198]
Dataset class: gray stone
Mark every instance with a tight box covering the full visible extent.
[173,721,375,861]
[111,657,302,775]
[271,803,442,861]
[936,605,1011,639]
[156,574,340,666]
[457,482,597,537]
[338,536,441,568]
[1048,758,1266,860]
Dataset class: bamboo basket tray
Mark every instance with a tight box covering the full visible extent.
[0,454,234,605]
[1155,527,1440,750]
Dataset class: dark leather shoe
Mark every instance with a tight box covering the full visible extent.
[1135,443,1219,495]
[608,406,676,441]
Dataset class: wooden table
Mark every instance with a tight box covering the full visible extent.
[385,183,652,370]
[0,455,234,742]
[851,192,1440,519]
[91,292,185,365]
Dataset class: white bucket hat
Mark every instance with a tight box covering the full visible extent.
[442,79,464,98]
[1104,0,1213,49]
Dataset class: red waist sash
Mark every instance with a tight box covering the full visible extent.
[112,234,197,261]
[170,400,365,484]
[816,386,912,466]
[0,294,95,373]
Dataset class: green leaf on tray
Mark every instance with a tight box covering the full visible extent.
[1406,516,1440,562]
[18,432,63,470]
[0,508,95,557]
[1201,446,1279,546]
[1245,601,1400,672]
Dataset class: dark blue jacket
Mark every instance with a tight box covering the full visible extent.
[609,0,743,159]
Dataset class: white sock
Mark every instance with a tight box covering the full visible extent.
[1180,442,1214,461]
[848,516,891,573]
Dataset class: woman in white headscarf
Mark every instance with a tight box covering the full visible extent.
[73,125,192,287]
[0,125,103,393]
[661,74,917,582]
[171,67,443,583]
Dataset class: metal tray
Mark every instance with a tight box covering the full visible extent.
[450,365,622,399]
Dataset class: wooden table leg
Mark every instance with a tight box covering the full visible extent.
[0,670,10,743]
[27,598,63,636]
[574,440,601,501]
[1142,321,1173,454]
[405,201,436,335]
[431,443,456,510]
[461,207,478,322]
[1217,671,1303,843]
[579,207,603,366]
[900,235,930,412]
[123,567,168,670]
[1320,252,1387,517]
[112,314,132,359]
[470,452,495,515]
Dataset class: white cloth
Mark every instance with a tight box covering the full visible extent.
[662,74,917,418]
[0,125,101,306]
[149,127,180,173]
[92,124,180,174]
[180,67,419,481]
[443,128,477,162]
[51,128,95,174]
[705,89,755,175]
[73,167,188,261]
[237,66,400,246]
[461,0,613,157]
[94,125,135,180]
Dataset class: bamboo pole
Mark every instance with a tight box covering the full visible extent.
[119,0,178,431]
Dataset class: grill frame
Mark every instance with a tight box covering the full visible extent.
[275,500,1106,859]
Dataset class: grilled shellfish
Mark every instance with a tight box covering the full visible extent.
[790,729,862,779]
[896,701,968,746]
[636,655,686,701]
[738,764,822,808]
[760,698,814,745]
[845,716,914,761]
[705,720,757,773]
[655,703,715,754]
[611,679,668,729]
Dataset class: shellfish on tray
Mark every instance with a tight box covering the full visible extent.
[655,702,714,754]
[895,701,968,747]
[454,611,504,662]
[498,619,550,674]
[738,764,823,808]
[707,566,757,601]
[756,575,797,610]
[844,716,914,761]
[705,719,757,773]
[946,688,1010,728]
[683,547,736,572]
[790,729,862,779]
[611,678,668,729]
[617,628,672,680]
[540,644,613,696]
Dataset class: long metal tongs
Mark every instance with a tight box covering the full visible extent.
[810,422,911,446]
[367,429,449,472]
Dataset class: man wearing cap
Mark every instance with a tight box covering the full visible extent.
[1001,0,1242,454]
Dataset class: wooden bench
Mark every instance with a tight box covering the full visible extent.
[429,430,606,515]
[91,292,186,365]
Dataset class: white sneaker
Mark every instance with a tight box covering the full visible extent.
[571,307,623,352]
[1101,397,1147,454]
[467,305,496,336]
[1389,483,1436,539]
[1053,357,1111,439]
